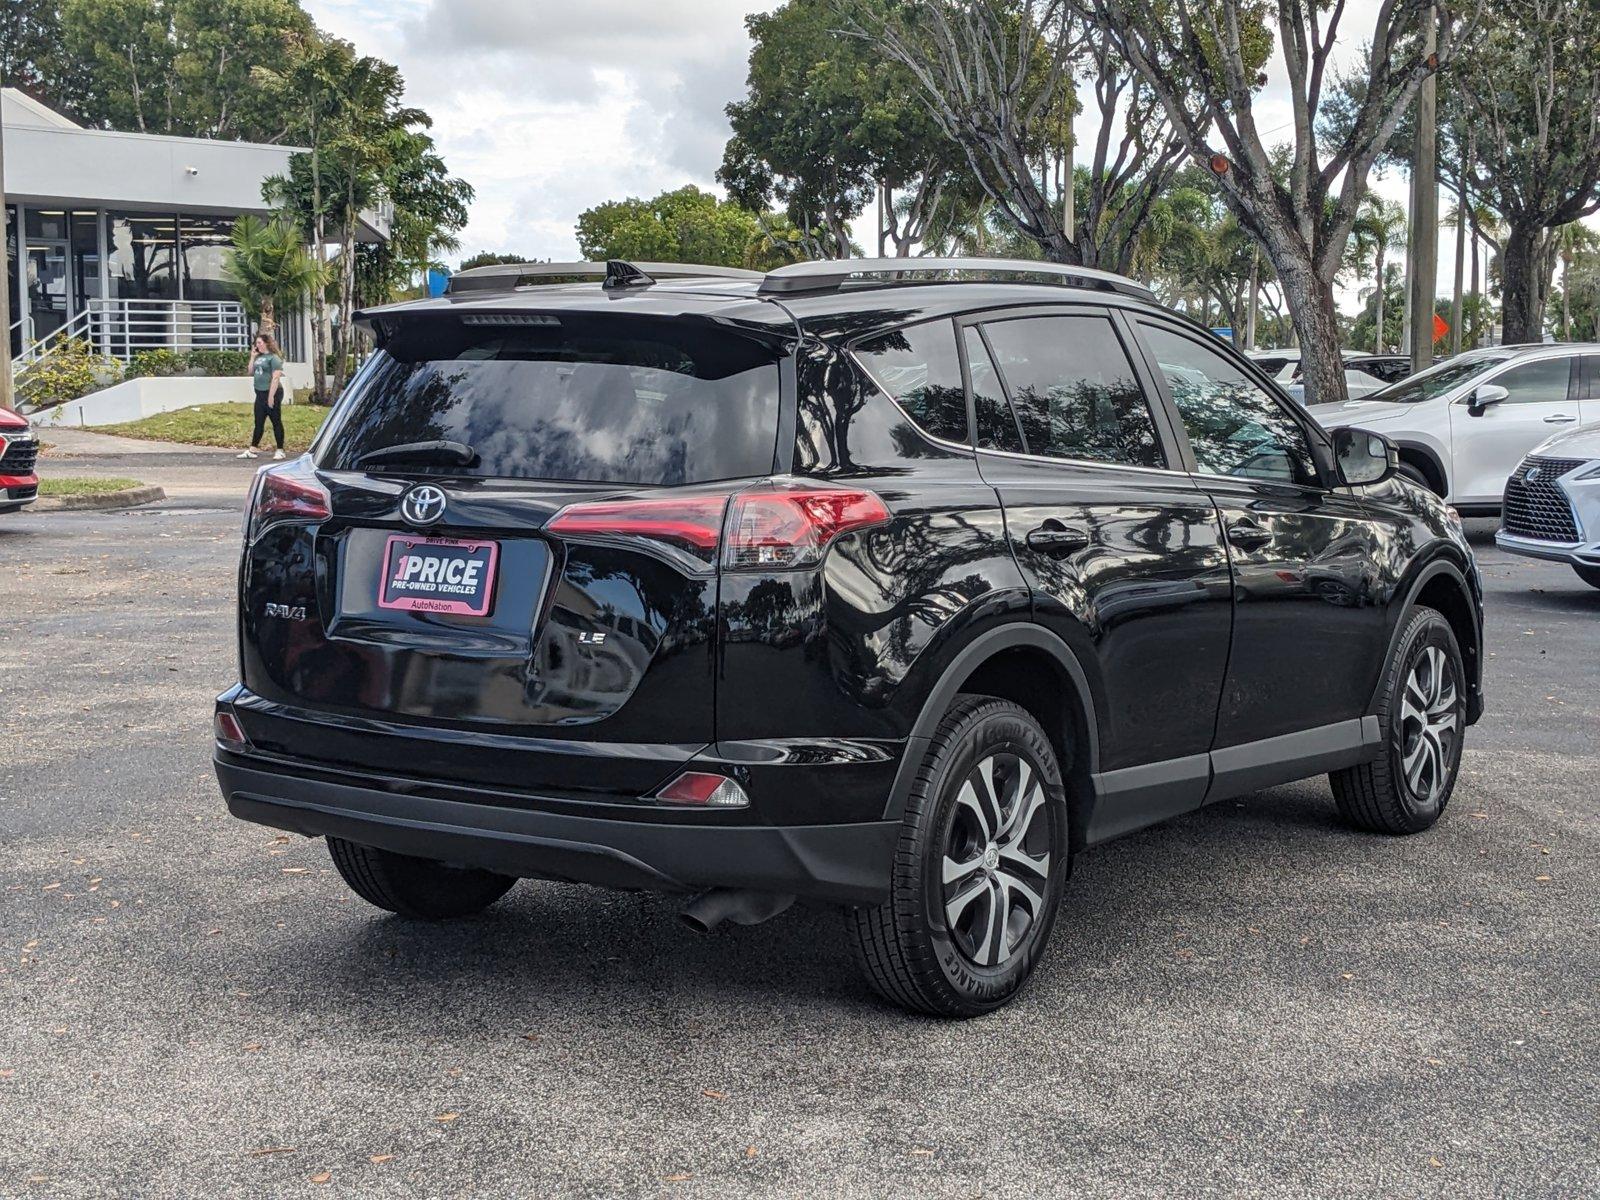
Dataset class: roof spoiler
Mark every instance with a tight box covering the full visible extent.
[756,256,1156,301]
[445,260,763,295]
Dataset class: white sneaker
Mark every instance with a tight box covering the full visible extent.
[237,449,258,459]
[272,449,286,460]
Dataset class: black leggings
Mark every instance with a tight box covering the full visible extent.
[251,388,284,450]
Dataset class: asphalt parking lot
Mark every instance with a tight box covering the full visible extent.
[1,477,1596,1198]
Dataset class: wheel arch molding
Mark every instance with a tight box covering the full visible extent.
[1376,554,1484,725]
[881,623,1100,836]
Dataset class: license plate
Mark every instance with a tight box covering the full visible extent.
[379,534,499,616]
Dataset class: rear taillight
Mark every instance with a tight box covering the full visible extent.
[246,458,331,542]
[654,771,750,808]
[724,485,889,571]
[546,481,888,573]
[546,496,728,567]
[214,709,250,751]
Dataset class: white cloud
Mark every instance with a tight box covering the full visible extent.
[302,0,771,263]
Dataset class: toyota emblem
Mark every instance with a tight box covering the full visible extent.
[401,484,448,525]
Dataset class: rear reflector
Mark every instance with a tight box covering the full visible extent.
[214,710,250,750]
[654,771,750,808]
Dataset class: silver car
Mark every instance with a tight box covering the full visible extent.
[1495,419,1600,590]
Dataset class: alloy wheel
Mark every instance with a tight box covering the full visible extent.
[1399,645,1460,805]
[940,751,1053,967]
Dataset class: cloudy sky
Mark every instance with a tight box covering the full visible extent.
[302,0,1459,302]
[302,0,776,263]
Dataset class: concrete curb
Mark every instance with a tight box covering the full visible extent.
[31,485,168,513]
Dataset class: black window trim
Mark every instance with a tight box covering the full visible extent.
[1127,313,1340,492]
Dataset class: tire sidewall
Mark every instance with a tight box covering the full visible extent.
[1386,613,1467,826]
[916,704,1069,1013]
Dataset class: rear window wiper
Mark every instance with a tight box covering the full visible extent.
[354,440,478,469]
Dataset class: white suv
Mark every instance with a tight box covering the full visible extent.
[1314,344,1599,511]
[1495,421,1600,589]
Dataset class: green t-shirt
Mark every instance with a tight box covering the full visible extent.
[252,353,283,392]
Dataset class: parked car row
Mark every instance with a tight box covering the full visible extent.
[0,407,40,514]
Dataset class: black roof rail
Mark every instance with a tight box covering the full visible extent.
[445,260,764,295]
[756,256,1157,301]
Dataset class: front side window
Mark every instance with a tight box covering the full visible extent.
[979,315,1165,468]
[854,319,968,444]
[1490,356,1572,404]
[1139,322,1319,486]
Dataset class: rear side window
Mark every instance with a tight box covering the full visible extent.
[854,320,968,443]
[318,316,781,486]
[966,327,1025,454]
[980,315,1166,468]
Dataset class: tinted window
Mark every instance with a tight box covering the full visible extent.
[1371,351,1513,403]
[319,317,780,486]
[1251,356,1289,377]
[1140,323,1319,486]
[981,315,1164,468]
[1493,356,1572,404]
[1581,355,1600,401]
[966,327,1024,453]
[855,319,968,443]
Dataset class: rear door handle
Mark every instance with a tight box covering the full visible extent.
[1025,521,1090,557]
[1225,520,1274,550]
[1544,414,1577,424]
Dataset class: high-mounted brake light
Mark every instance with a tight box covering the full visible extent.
[723,485,889,571]
[654,771,750,808]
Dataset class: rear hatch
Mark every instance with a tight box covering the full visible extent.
[236,307,789,800]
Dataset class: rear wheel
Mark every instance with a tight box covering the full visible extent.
[847,696,1069,1018]
[1330,607,1466,834]
[1572,564,1600,590]
[327,837,516,918]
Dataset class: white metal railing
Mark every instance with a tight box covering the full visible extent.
[12,299,250,381]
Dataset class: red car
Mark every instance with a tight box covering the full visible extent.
[0,407,40,513]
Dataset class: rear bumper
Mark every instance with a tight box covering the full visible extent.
[215,754,899,904]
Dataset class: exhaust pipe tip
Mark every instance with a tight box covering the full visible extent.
[680,889,795,933]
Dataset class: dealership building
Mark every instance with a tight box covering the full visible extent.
[2,87,390,389]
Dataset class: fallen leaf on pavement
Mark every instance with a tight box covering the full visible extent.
[434,1113,459,1123]
[369,1154,395,1164]
[701,1089,726,1100]
[664,1172,692,1182]
[248,1147,296,1157]
[309,1169,331,1184]
[745,1146,758,1159]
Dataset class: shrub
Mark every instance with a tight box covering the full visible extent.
[126,349,190,379]
[16,340,123,411]
[187,349,251,376]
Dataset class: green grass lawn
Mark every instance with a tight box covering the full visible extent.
[39,476,145,497]
[97,403,331,455]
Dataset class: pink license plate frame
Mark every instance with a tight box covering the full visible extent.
[378,534,499,617]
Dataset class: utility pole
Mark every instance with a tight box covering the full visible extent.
[1408,5,1440,372]
[0,75,13,413]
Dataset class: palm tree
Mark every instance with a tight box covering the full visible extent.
[223,216,327,339]
[1553,222,1600,340]
[1351,196,1408,354]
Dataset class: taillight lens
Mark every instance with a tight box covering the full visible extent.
[214,709,250,751]
[724,484,889,571]
[246,458,331,542]
[654,771,750,808]
[546,496,729,567]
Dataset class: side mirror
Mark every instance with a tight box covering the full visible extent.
[1467,383,1509,415]
[1333,426,1398,487]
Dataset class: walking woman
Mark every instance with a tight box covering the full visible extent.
[238,333,287,460]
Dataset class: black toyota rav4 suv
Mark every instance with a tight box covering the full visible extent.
[216,257,1484,1017]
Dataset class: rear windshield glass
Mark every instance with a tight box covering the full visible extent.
[317,316,782,485]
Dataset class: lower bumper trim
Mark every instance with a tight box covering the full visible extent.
[217,756,898,904]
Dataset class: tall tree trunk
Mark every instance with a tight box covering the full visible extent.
[1451,191,1466,355]
[1374,244,1386,354]
[1281,262,1347,406]
[1501,221,1544,344]
[309,130,328,405]
[259,296,276,338]
[1470,226,1480,347]
[1559,244,1572,340]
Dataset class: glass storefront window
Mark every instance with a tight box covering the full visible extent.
[180,215,237,303]
[107,212,180,301]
